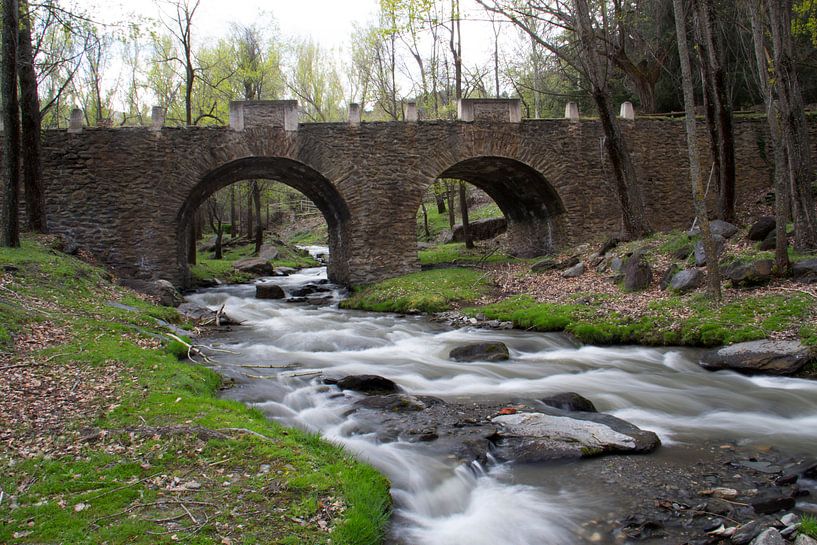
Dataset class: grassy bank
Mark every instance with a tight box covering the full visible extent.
[0,237,390,544]
[191,239,319,286]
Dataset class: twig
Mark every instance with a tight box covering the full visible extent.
[0,352,68,372]
[180,503,198,524]
[239,364,295,369]
[284,371,323,378]
[81,471,163,502]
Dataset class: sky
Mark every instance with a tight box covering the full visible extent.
[71,0,507,65]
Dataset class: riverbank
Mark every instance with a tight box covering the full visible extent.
[341,229,817,357]
[0,236,390,545]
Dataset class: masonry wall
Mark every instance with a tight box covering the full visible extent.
[23,117,778,287]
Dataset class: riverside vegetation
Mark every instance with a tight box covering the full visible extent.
[0,236,390,545]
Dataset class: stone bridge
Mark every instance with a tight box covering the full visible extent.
[35,99,775,288]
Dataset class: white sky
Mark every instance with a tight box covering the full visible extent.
[72,0,506,66]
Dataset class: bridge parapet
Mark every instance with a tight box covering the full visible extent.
[229,100,299,131]
[458,98,522,123]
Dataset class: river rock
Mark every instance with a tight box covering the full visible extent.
[274,267,298,276]
[540,392,597,412]
[290,284,332,297]
[255,283,285,299]
[233,257,274,276]
[490,411,660,463]
[694,235,725,266]
[452,217,507,242]
[723,260,774,288]
[750,528,786,545]
[751,490,796,515]
[623,250,653,291]
[700,340,816,375]
[334,375,401,395]
[669,268,703,293]
[354,394,436,413]
[732,517,779,545]
[597,237,620,256]
[449,342,510,362]
[153,279,183,307]
[793,258,817,283]
[795,535,817,545]
[659,264,681,290]
[258,244,280,260]
[531,256,579,273]
[749,217,776,241]
[561,262,585,278]
[710,220,740,239]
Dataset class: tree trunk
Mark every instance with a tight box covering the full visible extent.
[17,0,46,233]
[246,182,253,239]
[435,192,446,214]
[446,182,456,228]
[766,0,817,250]
[459,182,473,249]
[421,202,430,240]
[750,3,789,274]
[1,0,20,247]
[252,181,262,255]
[187,222,196,265]
[694,0,736,223]
[672,0,721,302]
[573,0,651,240]
[230,184,236,238]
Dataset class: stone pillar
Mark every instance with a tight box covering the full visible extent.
[619,101,635,120]
[508,99,522,123]
[349,103,361,125]
[68,108,84,133]
[457,99,473,121]
[151,106,166,130]
[405,101,418,122]
[564,102,579,122]
[229,101,245,131]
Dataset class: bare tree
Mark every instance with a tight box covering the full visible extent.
[765,0,817,250]
[672,0,721,302]
[160,0,201,126]
[18,0,47,232]
[2,0,21,247]
[478,0,651,240]
[749,1,789,273]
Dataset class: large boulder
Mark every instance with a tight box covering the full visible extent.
[669,268,703,293]
[531,256,579,273]
[748,216,776,241]
[622,250,653,291]
[792,258,817,283]
[694,235,726,266]
[723,259,773,288]
[540,392,597,413]
[332,375,401,395]
[759,230,779,251]
[700,340,816,375]
[233,257,274,276]
[709,220,739,239]
[452,217,507,242]
[258,244,280,261]
[561,262,585,278]
[490,411,660,463]
[449,341,510,362]
[255,283,285,299]
[153,279,183,307]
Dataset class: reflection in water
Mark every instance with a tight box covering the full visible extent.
[186,257,817,544]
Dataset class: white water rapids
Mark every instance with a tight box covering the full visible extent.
[186,254,817,544]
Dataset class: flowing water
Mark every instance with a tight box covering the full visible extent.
[186,252,817,544]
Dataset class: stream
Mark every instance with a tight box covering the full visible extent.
[186,250,817,545]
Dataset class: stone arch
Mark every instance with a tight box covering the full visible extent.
[435,156,567,256]
[176,156,352,286]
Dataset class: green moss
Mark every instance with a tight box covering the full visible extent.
[465,291,815,347]
[416,201,504,242]
[341,268,492,313]
[0,236,391,544]
[418,243,516,266]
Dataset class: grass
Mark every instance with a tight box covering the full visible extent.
[418,242,516,266]
[340,268,493,313]
[463,291,816,347]
[191,238,319,285]
[0,236,391,544]
[801,514,817,539]
[417,201,503,242]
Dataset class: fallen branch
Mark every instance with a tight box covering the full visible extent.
[166,333,212,364]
